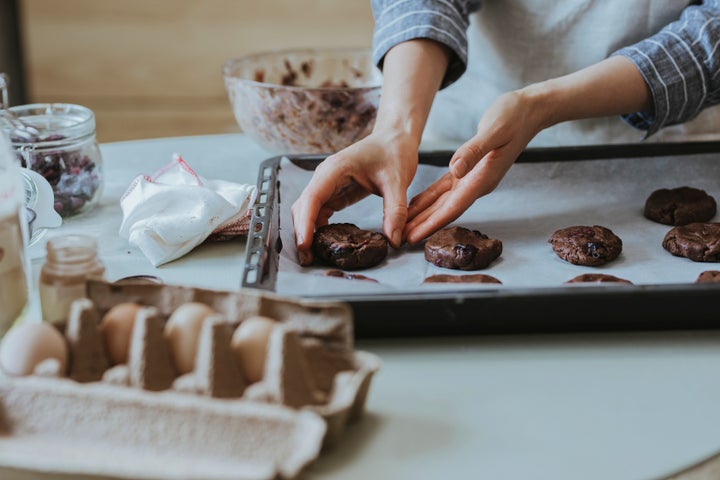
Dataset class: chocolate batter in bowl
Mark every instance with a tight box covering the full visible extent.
[223,47,382,155]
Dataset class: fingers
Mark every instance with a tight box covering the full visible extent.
[381,185,409,248]
[448,129,507,179]
[406,173,453,221]
[405,149,513,245]
[291,161,346,266]
[291,191,322,266]
[404,188,472,245]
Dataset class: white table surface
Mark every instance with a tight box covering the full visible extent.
[8,133,720,480]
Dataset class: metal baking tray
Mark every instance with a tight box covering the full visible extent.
[242,142,720,338]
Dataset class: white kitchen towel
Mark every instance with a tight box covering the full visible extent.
[119,153,257,266]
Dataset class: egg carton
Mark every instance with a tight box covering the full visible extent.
[0,279,381,480]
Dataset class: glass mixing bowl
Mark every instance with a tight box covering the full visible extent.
[223,47,382,155]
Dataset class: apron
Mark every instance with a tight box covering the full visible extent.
[424,0,720,147]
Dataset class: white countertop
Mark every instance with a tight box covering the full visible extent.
[10,134,720,480]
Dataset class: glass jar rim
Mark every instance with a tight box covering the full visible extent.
[46,233,99,262]
[7,103,96,145]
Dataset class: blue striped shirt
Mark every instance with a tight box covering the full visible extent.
[371,0,720,137]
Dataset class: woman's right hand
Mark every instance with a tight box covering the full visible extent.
[404,55,654,245]
[403,89,543,245]
[291,129,419,266]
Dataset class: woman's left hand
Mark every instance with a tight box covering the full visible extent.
[403,89,543,244]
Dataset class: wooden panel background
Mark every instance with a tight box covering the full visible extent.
[18,0,375,143]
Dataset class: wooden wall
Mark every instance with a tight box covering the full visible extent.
[18,0,375,143]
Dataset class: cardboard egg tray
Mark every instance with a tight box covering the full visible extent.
[0,279,381,480]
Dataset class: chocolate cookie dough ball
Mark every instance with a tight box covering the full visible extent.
[424,226,503,271]
[312,223,388,270]
[549,225,623,266]
[662,222,720,262]
[423,273,502,284]
[324,269,379,282]
[644,186,716,226]
[564,273,633,284]
[695,270,720,283]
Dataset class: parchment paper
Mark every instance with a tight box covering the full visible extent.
[274,153,720,297]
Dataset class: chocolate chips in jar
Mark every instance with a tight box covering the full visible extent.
[10,103,103,218]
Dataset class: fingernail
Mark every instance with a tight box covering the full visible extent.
[298,249,313,266]
[452,157,467,177]
[391,229,401,247]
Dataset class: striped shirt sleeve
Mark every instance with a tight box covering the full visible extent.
[612,0,720,137]
[371,0,482,89]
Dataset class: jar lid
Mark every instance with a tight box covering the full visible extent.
[20,168,62,246]
[6,103,96,145]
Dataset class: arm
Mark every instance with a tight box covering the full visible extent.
[613,0,720,135]
[291,0,480,265]
[371,0,481,89]
[405,0,720,244]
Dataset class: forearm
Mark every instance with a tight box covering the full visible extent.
[373,39,451,146]
[521,55,652,131]
[371,0,480,89]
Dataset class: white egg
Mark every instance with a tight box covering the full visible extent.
[164,302,217,374]
[100,302,143,365]
[0,321,68,377]
[230,315,276,383]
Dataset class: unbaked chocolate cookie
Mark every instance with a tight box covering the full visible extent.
[312,223,388,270]
[644,186,716,226]
[424,226,503,271]
[548,225,623,266]
[662,222,720,262]
[423,273,502,284]
[324,269,378,282]
[564,273,633,284]
[695,270,720,283]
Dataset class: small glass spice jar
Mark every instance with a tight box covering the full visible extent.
[39,234,105,328]
[9,103,104,218]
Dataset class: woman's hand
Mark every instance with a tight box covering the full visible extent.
[291,130,419,265]
[404,89,543,245]
[404,55,653,245]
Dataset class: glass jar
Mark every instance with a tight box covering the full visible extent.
[39,234,105,328]
[8,103,103,218]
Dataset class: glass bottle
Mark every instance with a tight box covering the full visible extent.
[0,131,30,338]
[39,234,105,329]
[9,103,104,218]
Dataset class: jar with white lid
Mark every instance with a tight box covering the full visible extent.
[8,103,103,218]
[39,234,106,328]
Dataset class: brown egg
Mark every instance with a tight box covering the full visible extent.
[0,321,68,376]
[164,302,216,375]
[101,302,143,365]
[230,315,276,383]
